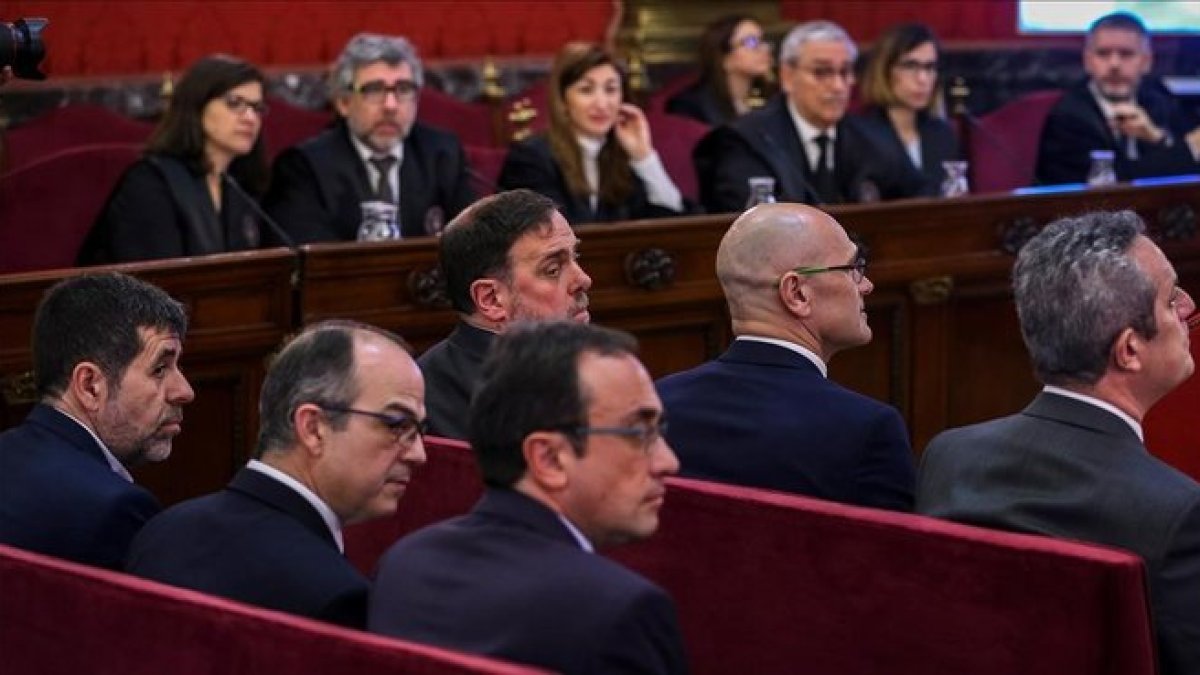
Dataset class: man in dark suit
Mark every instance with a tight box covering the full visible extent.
[1036,12,1200,185]
[419,189,592,439]
[372,322,687,674]
[917,210,1200,674]
[126,320,427,629]
[265,33,474,242]
[658,203,914,511]
[0,273,194,569]
[695,20,918,213]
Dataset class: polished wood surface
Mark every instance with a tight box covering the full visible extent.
[4,181,1199,505]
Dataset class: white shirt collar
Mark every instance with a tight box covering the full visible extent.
[786,98,836,172]
[1042,385,1144,442]
[246,459,345,552]
[577,135,604,160]
[55,407,133,482]
[735,336,828,378]
[556,514,595,553]
[348,131,403,166]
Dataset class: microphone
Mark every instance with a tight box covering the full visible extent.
[957,109,1044,188]
[221,173,299,251]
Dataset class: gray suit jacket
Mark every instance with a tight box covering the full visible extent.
[917,392,1200,675]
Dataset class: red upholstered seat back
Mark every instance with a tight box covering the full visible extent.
[967,90,1063,193]
[646,111,711,202]
[0,143,142,274]
[1145,338,1200,481]
[261,96,333,160]
[418,88,497,148]
[4,104,153,172]
[610,477,1155,675]
[0,544,541,674]
[465,145,509,195]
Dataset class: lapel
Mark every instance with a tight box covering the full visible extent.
[398,129,428,237]
[1075,84,1120,149]
[741,97,816,203]
[226,467,342,551]
[27,404,112,468]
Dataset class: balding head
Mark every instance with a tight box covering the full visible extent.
[716,203,873,361]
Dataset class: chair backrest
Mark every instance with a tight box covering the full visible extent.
[646,111,711,202]
[465,145,509,195]
[967,90,1063,193]
[261,96,333,160]
[611,477,1156,675]
[1145,338,1200,482]
[344,436,484,577]
[0,143,143,274]
[418,88,497,147]
[0,544,542,674]
[4,104,154,172]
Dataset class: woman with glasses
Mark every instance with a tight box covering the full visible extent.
[854,23,960,198]
[80,54,270,264]
[498,42,686,225]
[666,14,776,126]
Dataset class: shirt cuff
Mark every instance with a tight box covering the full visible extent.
[630,151,684,213]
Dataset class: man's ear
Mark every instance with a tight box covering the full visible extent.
[521,431,571,492]
[68,362,110,412]
[470,278,509,324]
[293,403,328,457]
[778,273,813,318]
[1112,326,1143,373]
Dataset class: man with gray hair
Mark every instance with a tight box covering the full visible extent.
[917,211,1200,673]
[696,20,917,212]
[126,320,427,629]
[265,32,474,242]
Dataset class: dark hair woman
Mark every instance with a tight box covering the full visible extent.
[666,15,775,126]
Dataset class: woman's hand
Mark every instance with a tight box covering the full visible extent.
[613,103,653,161]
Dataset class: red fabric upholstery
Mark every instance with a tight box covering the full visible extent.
[967,90,1063,193]
[465,145,509,195]
[418,88,497,147]
[0,544,541,674]
[0,143,141,274]
[646,111,710,202]
[610,477,1155,675]
[4,104,153,172]
[1145,338,1200,481]
[344,436,484,577]
[261,96,333,160]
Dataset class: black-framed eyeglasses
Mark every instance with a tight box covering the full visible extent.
[797,64,856,85]
[552,418,668,454]
[222,93,269,116]
[319,405,427,444]
[894,58,939,76]
[353,79,419,104]
[787,250,869,284]
[734,35,771,51]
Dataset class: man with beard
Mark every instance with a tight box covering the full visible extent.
[419,189,592,439]
[265,33,474,241]
[0,272,194,569]
[1036,11,1200,185]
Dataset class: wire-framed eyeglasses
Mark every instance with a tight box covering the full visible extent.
[319,405,427,444]
[551,418,668,454]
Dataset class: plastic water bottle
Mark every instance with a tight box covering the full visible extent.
[940,160,970,197]
[1086,150,1117,187]
[745,176,777,209]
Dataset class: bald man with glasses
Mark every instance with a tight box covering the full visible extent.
[658,202,915,511]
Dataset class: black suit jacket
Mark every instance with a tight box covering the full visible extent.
[657,339,915,511]
[0,405,160,570]
[126,466,369,628]
[265,120,474,242]
[852,106,961,198]
[369,488,689,674]
[416,322,494,440]
[1036,79,1200,185]
[497,134,684,225]
[694,95,918,213]
[665,81,728,127]
[80,155,262,264]
[917,392,1200,675]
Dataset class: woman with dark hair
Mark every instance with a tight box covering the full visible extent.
[497,42,685,225]
[80,54,270,264]
[854,23,960,197]
[666,15,774,126]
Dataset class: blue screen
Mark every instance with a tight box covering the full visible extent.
[1019,1,1200,34]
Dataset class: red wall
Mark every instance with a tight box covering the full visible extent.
[780,0,1021,41]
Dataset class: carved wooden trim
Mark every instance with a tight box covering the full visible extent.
[998,215,1041,255]
[1156,203,1197,242]
[407,267,450,309]
[1,370,37,406]
[909,276,954,305]
[624,248,676,291]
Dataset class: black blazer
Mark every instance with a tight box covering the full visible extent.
[265,120,475,242]
[694,95,918,213]
[665,80,729,126]
[852,106,961,198]
[369,488,689,674]
[0,405,160,570]
[126,467,370,628]
[416,322,495,440]
[497,134,685,225]
[1036,79,1200,185]
[80,155,262,264]
[917,392,1200,675]
[657,339,915,511]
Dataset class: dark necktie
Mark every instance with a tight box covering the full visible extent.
[812,133,838,204]
[369,156,397,204]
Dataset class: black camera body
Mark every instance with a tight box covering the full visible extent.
[1,18,49,81]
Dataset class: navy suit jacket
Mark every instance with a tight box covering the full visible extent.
[657,339,915,511]
[126,466,369,628]
[369,488,689,675]
[917,392,1200,675]
[852,106,961,198]
[1036,79,1200,186]
[0,404,160,569]
[265,120,474,242]
[694,95,920,213]
[417,322,494,440]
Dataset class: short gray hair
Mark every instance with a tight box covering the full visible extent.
[780,20,857,66]
[329,33,424,95]
[1013,210,1157,387]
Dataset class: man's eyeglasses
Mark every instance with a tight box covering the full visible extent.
[222,94,269,117]
[894,58,939,76]
[553,419,668,454]
[353,79,419,104]
[734,35,771,51]
[796,64,856,85]
[788,252,869,284]
[319,405,427,444]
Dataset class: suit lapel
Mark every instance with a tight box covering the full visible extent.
[398,132,428,237]
[227,468,342,550]
[744,99,815,203]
